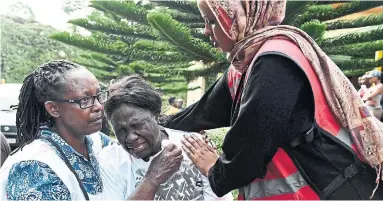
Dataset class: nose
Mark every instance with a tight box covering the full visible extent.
[126,132,138,143]
[91,97,103,112]
[204,23,212,36]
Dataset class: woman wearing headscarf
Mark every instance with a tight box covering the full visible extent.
[165,0,383,200]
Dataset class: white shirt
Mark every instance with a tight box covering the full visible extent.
[98,128,233,200]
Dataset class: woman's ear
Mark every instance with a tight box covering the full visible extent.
[45,101,60,118]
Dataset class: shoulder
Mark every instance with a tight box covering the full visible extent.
[248,54,308,86]
[98,132,114,147]
[7,160,70,200]
[98,143,130,167]
[252,54,301,73]
[163,128,202,145]
[88,132,116,155]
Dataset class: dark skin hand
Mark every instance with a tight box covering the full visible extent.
[127,143,183,200]
[181,134,218,176]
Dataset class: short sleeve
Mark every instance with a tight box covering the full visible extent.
[97,145,129,200]
[6,160,71,200]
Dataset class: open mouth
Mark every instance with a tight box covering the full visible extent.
[128,144,144,150]
[127,142,147,154]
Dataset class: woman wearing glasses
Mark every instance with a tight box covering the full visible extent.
[0,60,111,200]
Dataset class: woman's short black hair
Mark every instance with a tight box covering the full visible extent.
[105,75,162,118]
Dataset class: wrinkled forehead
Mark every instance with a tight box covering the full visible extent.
[111,104,153,124]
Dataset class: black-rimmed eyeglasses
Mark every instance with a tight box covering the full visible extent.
[52,91,109,109]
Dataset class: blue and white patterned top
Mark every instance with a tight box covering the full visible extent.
[6,129,111,200]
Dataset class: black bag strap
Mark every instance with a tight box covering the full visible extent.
[286,122,365,199]
[39,135,90,200]
[321,164,359,198]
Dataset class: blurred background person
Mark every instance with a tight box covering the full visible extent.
[358,74,370,98]
[363,70,382,120]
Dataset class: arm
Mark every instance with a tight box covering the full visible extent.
[125,178,161,200]
[208,55,308,196]
[6,161,71,200]
[165,71,233,132]
[365,83,383,100]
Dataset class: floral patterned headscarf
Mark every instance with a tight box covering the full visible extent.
[204,0,383,197]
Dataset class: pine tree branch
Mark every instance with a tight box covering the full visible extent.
[80,53,117,66]
[69,18,158,40]
[126,49,195,63]
[126,60,192,77]
[132,40,178,52]
[116,64,135,75]
[185,23,204,29]
[190,29,209,42]
[343,69,371,77]
[331,56,383,71]
[294,1,383,26]
[182,61,229,81]
[107,35,138,46]
[300,20,327,42]
[147,12,224,62]
[165,9,202,24]
[144,74,185,83]
[323,40,383,57]
[128,60,192,71]
[282,1,313,25]
[321,25,383,47]
[90,0,148,24]
[87,66,119,81]
[315,1,352,4]
[154,0,200,16]
[158,86,198,94]
[326,13,383,30]
[74,57,115,72]
[49,32,128,56]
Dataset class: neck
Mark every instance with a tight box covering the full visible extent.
[53,122,87,156]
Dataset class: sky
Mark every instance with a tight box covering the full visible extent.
[0,0,90,31]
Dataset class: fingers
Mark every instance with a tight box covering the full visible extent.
[182,144,194,160]
[181,137,198,155]
[190,134,205,148]
[203,135,217,150]
[171,147,183,158]
[206,142,216,152]
[164,143,177,152]
[199,130,206,135]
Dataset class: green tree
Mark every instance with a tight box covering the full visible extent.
[50,0,383,95]
[1,15,83,83]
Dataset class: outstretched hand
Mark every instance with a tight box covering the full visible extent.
[181,134,218,176]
